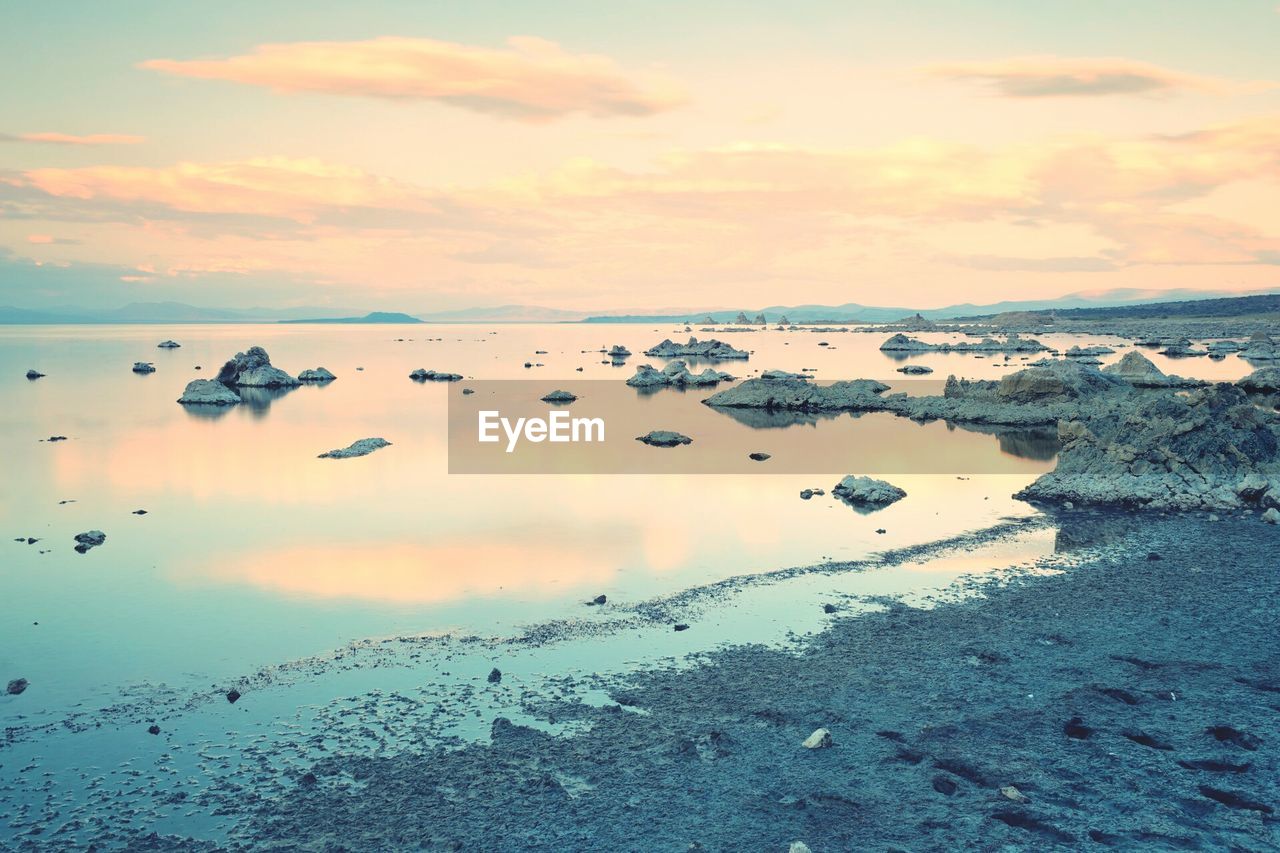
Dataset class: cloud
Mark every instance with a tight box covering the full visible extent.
[0,132,146,145]
[140,36,684,122]
[923,56,1271,98]
[27,234,81,245]
[954,254,1120,272]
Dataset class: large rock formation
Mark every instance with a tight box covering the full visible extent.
[1239,366,1280,393]
[832,475,906,510]
[216,346,299,387]
[644,337,749,360]
[1016,384,1280,510]
[627,361,734,388]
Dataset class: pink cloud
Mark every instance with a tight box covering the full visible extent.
[140,36,684,122]
[923,56,1273,97]
[2,132,146,145]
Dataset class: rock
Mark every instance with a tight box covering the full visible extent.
[832,476,906,509]
[410,368,463,382]
[607,345,631,357]
[226,689,241,703]
[637,431,693,447]
[177,379,241,406]
[880,333,1048,354]
[1102,351,1174,387]
[799,489,815,500]
[735,312,750,325]
[25,369,44,379]
[462,388,475,395]
[1066,345,1115,357]
[132,509,148,515]
[157,340,181,348]
[1239,367,1280,393]
[1240,333,1280,362]
[589,594,607,605]
[822,603,837,614]
[996,361,1121,403]
[297,367,336,382]
[1264,508,1280,524]
[216,346,299,387]
[132,362,156,374]
[644,337,749,360]
[673,623,690,631]
[73,530,106,553]
[802,728,833,749]
[318,438,391,459]
[748,452,771,461]
[148,724,161,735]
[896,364,934,375]
[789,843,813,853]
[625,361,735,388]
[1000,785,1030,803]
[541,390,578,403]
[45,436,67,442]
[488,668,502,683]
[6,678,28,695]
[760,369,809,380]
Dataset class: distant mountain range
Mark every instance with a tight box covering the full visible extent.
[0,287,1275,325]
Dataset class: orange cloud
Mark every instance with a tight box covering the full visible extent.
[1,131,145,145]
[923,56,1273,97]
[140,36,684,122]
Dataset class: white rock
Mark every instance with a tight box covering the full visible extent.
[802,728,833,749]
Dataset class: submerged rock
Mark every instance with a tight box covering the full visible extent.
[644,337,749,360]
[157,340,181,348]
[178,379,241,406]
[409,368,463,382]
[832,476,906,509]
[297,367,336,382]
[318,438,392,459]
[74,530,106,553]
[540,390,578,403]
[636,430,692,447]
[217,346,299,387]
[132,362,156,374]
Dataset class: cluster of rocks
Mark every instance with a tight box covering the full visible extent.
[132,362,156,374]
[626,361,735,388]
[879,333,1049,354]
[157,340,181,349]
[1239,332,1280,362]
[832,475,907,510]
[73,530,106,554]
[298,367,336,382]
[318,438,391,459]
[636,430,692,447]
[409,368,463,382]
[178,346,299,406]
[644,337,749,360]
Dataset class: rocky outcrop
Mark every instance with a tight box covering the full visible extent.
[318,438,392,459]
[880,333,1048,354]
[1065,345,1115,357]
[25,369,44,380]
[1239,333,1280,362]
[1016,384,1280,511]
[541,390,578,403]
[896,364,934,375]
[636,430,692,447]
[298,367,336,382]
[607,345,631,358]
[754,313,767,325]
[626,361,734,388]
[1101,350,1203,388]
[216,346,299,387]
[644,337,749,360]
[704,378,891,412]
[759,369,810,380]
[74,530,106,553]
[778,315,792,326]
[995,361,1124,403]
[157,340,181,348]
[409,369,463,382]
[1239,367,1280,393]
[735,312,751,325]
[832,475,907,509]
[132,362,156,374]
[177,379,241,406]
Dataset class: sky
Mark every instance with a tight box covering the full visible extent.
[2,0,1280,313]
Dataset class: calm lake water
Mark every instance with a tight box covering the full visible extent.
[0,322,1252,844]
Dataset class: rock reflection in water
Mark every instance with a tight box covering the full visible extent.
[946,422,1061,461]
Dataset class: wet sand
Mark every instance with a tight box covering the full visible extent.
[161,512,1278,851]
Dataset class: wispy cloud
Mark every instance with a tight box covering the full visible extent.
[923,56,1271,97]
[140,36,684,122]
[1,132,146,145]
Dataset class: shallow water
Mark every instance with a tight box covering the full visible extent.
[0,322,1254,845]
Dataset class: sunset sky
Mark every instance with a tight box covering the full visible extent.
[3,0,1280,313]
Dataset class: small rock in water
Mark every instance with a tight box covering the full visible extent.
[748,452,771,462]
[132,362,156,374]
[673,623,690,632]
[832,475,906,510]
[802,728,833,749]
[932,776,957,795]
[487,668,502,683]
[25,369,44,380]
[789,844,813,853]
[297,367,337,382]
[799,489,814,500]
[588,594,607,606]
[147,724,161,735]
[1147,552,1162,561]
[178,379,241,406]
[540,389,578,403]
[300,772,317,787]
[318,438,391,459]
[1000,785,1030,803]
[45,436,67,442]
[409,368,463,382]
[6,678,28,695]
[226,689,241,704]
[157,340,181,348]
[132,509,148,515]
[462,388,475,395]
[636,430,692,447]
[822,603,837,614]
[73,530,106,553]
[1263,507,1280,525]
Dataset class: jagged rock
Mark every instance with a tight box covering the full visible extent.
[802,728,833,749]
[25,369,44,380]
[832,476,906,509]
[1239,367,1280,393]
[487,668,502,683]
[1065,345,1115,357]
[1160,342,1208,357]
[626,362,733,388]
[226,689,241,704]
[541,390,578,403]
[132,362,156,374]
[1017,384,1280,510]
[754,312,767,325]
[6,678,28,695]
[1102,351,1171,387]
[298,367,336,382]
[800,489,815,500]
[1264,508,1280,524]
[735,312,750,325]
[318,438,391,459]
[74,530,106,553]
[607,345,631,357]
[644,337,749,360]
[996,361,1122,403]
[778,315,792,325]
[178,379,241,406]
[701,315,716,324]
[1239,333,1280,362]
[896,364,934,375]
[157,340,181,348]
[409,369,463,382]
[1207,340,1243,353]
[216,346,298,387]
[880,333,1048,354]
[636,430,692,447]
[760,369,809,380]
